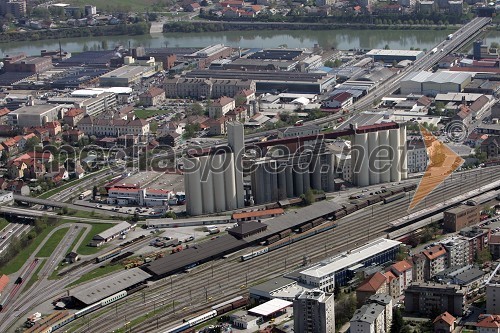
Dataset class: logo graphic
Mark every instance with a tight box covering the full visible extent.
[409,124,464,210]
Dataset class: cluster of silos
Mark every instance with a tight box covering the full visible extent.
[250,152,336,205]
[185,122,245,215]
[351,125,407,187]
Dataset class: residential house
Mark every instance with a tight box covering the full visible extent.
[7,160,28,179]
[62,129,85,144]
[45,167,69,185]
[63,108,85,127]
[423,245,447,280]
[78,116,150,138]
[476,315,500,333]
[235,89,256,105]
[27,151,53,164]
[433,312,456,333]
[203,117,227,136]
[45,121,61,137]
[139,87,166,107]
[387,260,413,296]
[356,272,388,306]
[0,108,10,125]
[480,135,500,159]
[405,282,466,317]
[350,294,393,333]
[490,233,500,260]
[186,3,200,11]
[6,180,30,195]
[208,96,235,118]
[226,106,248,122]
[1,137,18,155]
[13,135,27,151]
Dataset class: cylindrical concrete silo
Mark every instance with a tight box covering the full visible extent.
[303,166,311,194]
[368,131,380,185]
[270,169,279,202]
[389,128,401,182]
[263,165,272,203]
[211,154,226,212]
[399,125,408,180]
[199,156,214,214]
[326,154,336,192]
[224,153,237,210]
[311,156,322,191]
[285,166,294,198]
[278,168,287,200]
[353,133,369,187]
[185,157,203,216]
[294,167,304,197]
[378,130,391,184]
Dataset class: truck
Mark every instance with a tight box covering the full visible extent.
[430,48,438,54]
[79,190,92,200]
[209,228,220,235]
[447,34,453,40]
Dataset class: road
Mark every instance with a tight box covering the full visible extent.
[62,166,500,333]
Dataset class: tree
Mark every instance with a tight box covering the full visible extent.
[25,136,40,152]
[165,211,176,219]
[31,7,50,19]
[187,103,204,116]
[391,308,404,333]
[302,188,315,205]
[384,44,390,50]
[83,44,89,52]
[476,248,492,265]
[235,95,247,107]
[92,186,98,201]
[101,40,108,50]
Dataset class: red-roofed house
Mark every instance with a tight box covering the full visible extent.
[7,160,28,179]
[139,87,166,107]
[433,312,456,333]
[226,106,248,122]
[45,121,61,137]
[323,92,353,109]
[477,315,500,333]
[356,272,388,306]
[63,108,85,127]
[203,117,228,136]
[27,151,53,163]
[0,274,9,296]
[209,96,235,118]
[0,108,10,125]
[62,129,84,144]
[388,260,413,290]
[186,3,200,11]
[1,137,18,155]
[235,89,256,105]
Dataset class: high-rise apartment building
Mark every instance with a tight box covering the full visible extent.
[293,289,335,333]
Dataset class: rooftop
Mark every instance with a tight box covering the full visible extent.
[366,49,424,57]
[93,221,131,240]
[248,298,292,316]
[11,104,60,115]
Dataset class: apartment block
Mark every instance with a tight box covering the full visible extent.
[486,263,500,315]
[404,282,466,317]
[422,245,447,280]
[293,289,335,333]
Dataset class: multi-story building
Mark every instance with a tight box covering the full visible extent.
[387,260,413,297]
[411,254,426,283]
[294,239,401,291]
[350,294,393,333]
[476,315,500,333]
[480,136,500,159]
[406,138,428,173]
[486,263,500,315]
[1,0,26,17]
[443,205,480,232]
[139,87,165,107]
[164,77,256,99]
[441,236,470,267]
[78,116,149,138]
[422,245,447,280]
[107,187,171,207]
[490,233,500,260]
[459,226,490,263]
[7,104,64,128]
[293,289,335,333]
[208,96,235,118]
[356,272,388,306]
[404,282,466,317]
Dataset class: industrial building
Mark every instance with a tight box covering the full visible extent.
[366,49,425,62]
[184,69,336,94]
[290,238,401,291]
[184,122,245,215]
[48,89,119,117]
[90,221,133,246]
[164,77,256,99]
[351,124,407,187]
[107,187,172,207]
[68,268,150,306]
[7,104,64,127]
[99,65,158,87]
[293,289,335,333]
[3,54,52,73]
[400,71,472,96]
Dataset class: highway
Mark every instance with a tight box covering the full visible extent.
[61,166,500,333]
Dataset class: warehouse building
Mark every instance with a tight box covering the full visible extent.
[99,65,158,87]
[68,268,150,306]
[90,221,133,246]
[7,104,64,127]
[400,71,472,96]
[443,205,480,232]
[366,49,425,62]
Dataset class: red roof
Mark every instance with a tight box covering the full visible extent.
[0,274,9,293]
[356,272,387,292]
[433,312,456,326]
[0,108,10,117]
[232,208,284,220]
[331,92,353,103]
[477,315,500,328]
[423,245,446,260]
[391,260,412,274]
[65,108,84,117]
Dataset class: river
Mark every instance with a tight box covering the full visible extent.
[0,28,498,56]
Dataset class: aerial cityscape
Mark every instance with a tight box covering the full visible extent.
[0,0,498,332]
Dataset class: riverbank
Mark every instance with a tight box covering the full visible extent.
[163,20,456,33]
[0,22,150,44]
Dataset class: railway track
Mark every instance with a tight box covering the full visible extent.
[67,167,500,333]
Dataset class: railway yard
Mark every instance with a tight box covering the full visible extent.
[5,165,490,333]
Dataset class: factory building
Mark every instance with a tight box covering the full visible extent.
[400,71,472,96]
[184,122,245,215]
[351,125,407,187]
[366,49,425,62]
[7,104,64,127]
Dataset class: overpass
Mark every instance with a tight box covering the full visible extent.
[0,206,124,223]
[12,195,129,218]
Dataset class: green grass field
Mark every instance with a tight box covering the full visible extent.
[134,109,173,119]
[35,227,70,257]
[67,264,123,288]
[76,223,115,255]
[0,218,9,232]
[0,222,62,275]
[67,0,157,11]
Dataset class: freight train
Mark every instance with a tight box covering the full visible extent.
[241,184,417,262]
[164,296,248,333]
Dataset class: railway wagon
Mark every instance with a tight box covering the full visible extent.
[404,184,417,191]
[368,196,382,204]
[384,192,405,204]
[333,209,347,219]
[311,218,323,228]
[299,223,313,233]
[231,297,248,309]
[267,235,280,245]
[353,200,368,209]
[379,191,392,198]
[279,229,291,239]
[215,304,233,315]
[110,251,134,263]
[391,188,404,195]
[343,204,357,214]
[96,248,122,263]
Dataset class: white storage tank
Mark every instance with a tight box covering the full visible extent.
[389,128,401,182]
[399,125,408,180]
[223,153,237,210]
[211,154,226,212]
[353,132,369,187]
[199,156,214,214]
[378,130,391,183]
[185,157,203,216]
[368,131,380,185]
